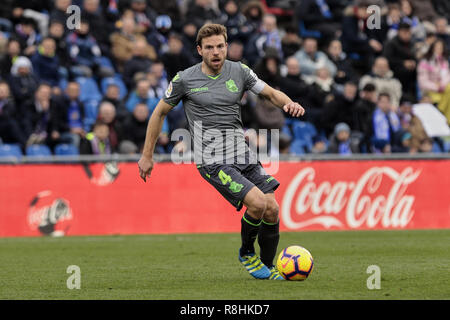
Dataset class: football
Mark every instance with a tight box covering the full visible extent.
[276,245,314,281]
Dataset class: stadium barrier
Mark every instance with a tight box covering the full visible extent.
[1,154,449,237]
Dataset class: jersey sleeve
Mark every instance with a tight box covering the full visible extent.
[240,62,265,95]
[163,72,185,106]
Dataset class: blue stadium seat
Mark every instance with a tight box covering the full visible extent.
[289,139,306,155]
[291,121,317,152]
[0,144,23,158]
[26,144,52,157]
[101,75,128,100]
[75,77,102,102]
[54,144,79,156]
[84,99,99,131]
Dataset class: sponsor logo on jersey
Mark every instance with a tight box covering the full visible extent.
[190,87,209,93]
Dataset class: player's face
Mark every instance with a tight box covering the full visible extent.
[198,35,228,74]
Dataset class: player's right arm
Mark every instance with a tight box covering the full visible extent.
[138,99,174,182]
[138,72,185,182]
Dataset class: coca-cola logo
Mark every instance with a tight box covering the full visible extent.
[281,167,421,230]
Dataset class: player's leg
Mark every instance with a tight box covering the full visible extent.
[258,193,280,266]
[197,164,271,279]
[240,186,267,256]
[242,163,283,279]
[258,193,283,280]
[238,186,271,279]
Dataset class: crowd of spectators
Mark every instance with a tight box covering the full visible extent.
[0,0,449,158]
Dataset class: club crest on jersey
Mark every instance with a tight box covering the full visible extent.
[165,81,173,98]
[226,79,238,93]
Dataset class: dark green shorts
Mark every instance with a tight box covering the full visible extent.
[197,162,280,211]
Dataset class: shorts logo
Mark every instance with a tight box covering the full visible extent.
[165,81,173,98]
[226,79,238,93]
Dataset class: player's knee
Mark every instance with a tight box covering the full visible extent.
[247,196,267,219]
[264,199,279,223]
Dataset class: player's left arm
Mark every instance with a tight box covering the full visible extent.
[258,84,306,118]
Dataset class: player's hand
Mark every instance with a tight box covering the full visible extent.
[138,156,154,182]
[283,102,305,118]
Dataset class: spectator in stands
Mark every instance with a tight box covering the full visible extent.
[408,113,433,153]
[50,0,71,29]
[218,0,247,43]
[227,40,246,64]
[161,32,195,80]
[409,0,438,23]
[181,22,201,64]
[186,0,221,29]
[294,37,336,77]
[49,81,85,148]
[320,80,358,137]
[127,0,157,35]
[100,83,128,121]
[279,56,310,107]
[82,0,111,54]
[371,92,402,153]
[31,38,60,89]
[399,0,426,41]
[434,16,450,50]
[66,18,114,78]
[22,83,52,147]
[281,25,302,60]
[341,0,384,73]
[97,101,123,153]
[13,17,40,56]
[241,0,264,37]
[328,122,360,155]
[359,56,403,109]
[110,16,140,72]
[0,81,26,147]
[147,14,173,56]
[9,56,39,107]
[297,66,335,131]
[383,22,417,98]
[0,39,21,80]
[245,14,282,67]
[353,83,378,152]
[326,39,355,87]
[121,102,169,153]
[80,120,111,155]
[48,20,70,69]
[417,39,450,113]
[126,78,159,113]
[147,61,168,99]
[122,37,156,89]
[254,46,282,89]
[295,0,342,45]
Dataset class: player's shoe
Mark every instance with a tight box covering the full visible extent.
[268,266,285,280]
[238,252,271,279]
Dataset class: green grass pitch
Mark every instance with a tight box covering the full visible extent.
[0,230,449,300]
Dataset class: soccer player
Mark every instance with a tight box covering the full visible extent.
[138,24,305,280]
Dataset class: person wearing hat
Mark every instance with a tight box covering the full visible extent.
[327,122,359,155]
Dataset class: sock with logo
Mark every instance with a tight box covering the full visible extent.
[258,219,280,267]
[240,211,262,256]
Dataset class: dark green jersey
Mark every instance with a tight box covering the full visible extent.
[163,60,265,164]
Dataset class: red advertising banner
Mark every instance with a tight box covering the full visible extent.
[0,160,449,237]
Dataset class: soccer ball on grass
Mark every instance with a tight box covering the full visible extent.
[276,245,314,281]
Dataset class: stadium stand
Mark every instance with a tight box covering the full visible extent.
[0,0,448,157]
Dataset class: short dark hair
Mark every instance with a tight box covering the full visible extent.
[196,24,228,47]
[378,92,391,101]
[362,83,376,92]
